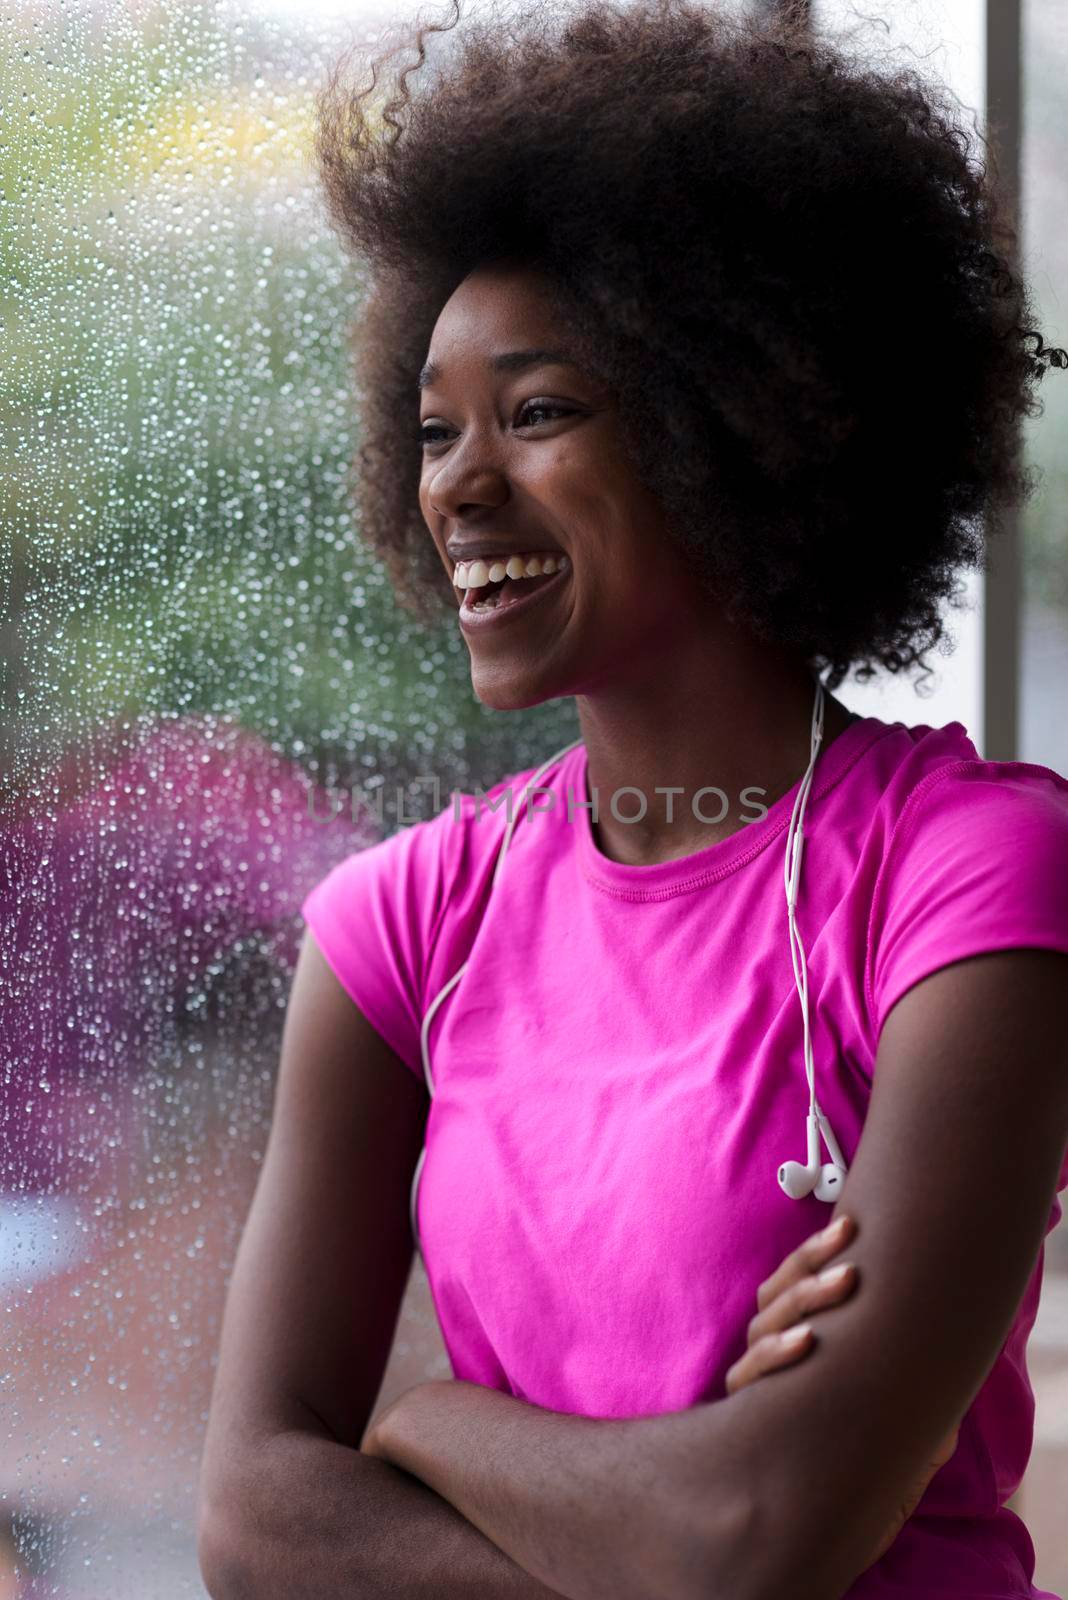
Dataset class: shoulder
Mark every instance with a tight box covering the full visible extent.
[301,747,578,935]
[838,714,1068,865]
[436,740,585,879]
[881,749,1068,879]
[860,734,1068,1042]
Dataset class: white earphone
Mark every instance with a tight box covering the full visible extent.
[409,676,848,1256]
[776,678,850,1203]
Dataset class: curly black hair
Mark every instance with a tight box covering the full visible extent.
[314,0,1066,691]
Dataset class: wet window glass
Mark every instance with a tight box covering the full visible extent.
[3,0,1065,1592]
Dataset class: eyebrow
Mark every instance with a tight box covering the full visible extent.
[417,348,582,391]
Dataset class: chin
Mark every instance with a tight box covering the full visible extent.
[470,661,567,713]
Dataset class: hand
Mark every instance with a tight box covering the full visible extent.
[724,1213,861,1396]
[724,1214,960,1566]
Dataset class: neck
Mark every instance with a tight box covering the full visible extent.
[572,616,858,867]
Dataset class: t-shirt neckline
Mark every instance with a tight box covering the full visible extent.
[567,714,893,900]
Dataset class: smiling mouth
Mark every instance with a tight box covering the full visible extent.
[454,553,572,620]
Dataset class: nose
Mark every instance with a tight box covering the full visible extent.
[424,428,511,522]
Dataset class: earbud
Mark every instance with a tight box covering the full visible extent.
[813,1161,846,1203]
[777,1110,821,1199]
[777,1110,847,1203]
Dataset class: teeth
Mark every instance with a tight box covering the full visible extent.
[463,559,489,589]
[452,551,568,591]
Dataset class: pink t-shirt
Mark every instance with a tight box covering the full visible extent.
[302,714,1068,1599]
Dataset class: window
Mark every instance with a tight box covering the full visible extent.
[3,0,1064,1591]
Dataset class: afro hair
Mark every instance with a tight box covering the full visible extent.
[314,0,1066,689]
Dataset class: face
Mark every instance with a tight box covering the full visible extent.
[418,261,714,710]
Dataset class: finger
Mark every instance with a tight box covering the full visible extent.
[725,1324,814,1396]
[755,1213,857,1313]
[755,1214,856,1312]
[747,1258,859,1346]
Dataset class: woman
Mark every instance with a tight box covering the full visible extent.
[198,3,1068,1597]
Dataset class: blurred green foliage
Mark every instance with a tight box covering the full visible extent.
[0,0,577,818]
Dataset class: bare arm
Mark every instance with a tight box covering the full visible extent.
[701,947,1068,1598]
[353,950,1068,1600]
[196,932,567,1599]
[200,1417,570,1599]
[360,1378,741,1600]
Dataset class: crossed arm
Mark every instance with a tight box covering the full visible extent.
[363,948,1068,1600]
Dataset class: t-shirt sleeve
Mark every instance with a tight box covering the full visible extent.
[866,760,1068,1043]
[300,809,456,1081]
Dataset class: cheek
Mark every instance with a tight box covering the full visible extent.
[543,464,621,558]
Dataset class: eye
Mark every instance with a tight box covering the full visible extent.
[516,400,576,427]
[416,400,578,449]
